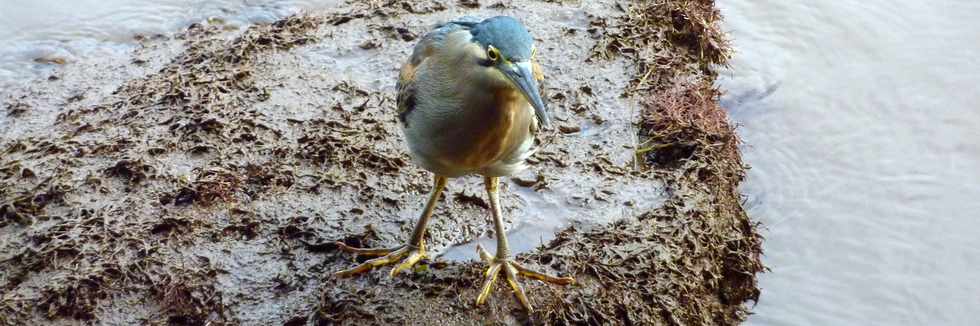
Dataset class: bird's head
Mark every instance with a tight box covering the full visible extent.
[468,16,551,127]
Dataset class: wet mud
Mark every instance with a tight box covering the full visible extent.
[1,0,762,325]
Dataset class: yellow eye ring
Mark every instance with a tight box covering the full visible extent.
[487,46,500,62]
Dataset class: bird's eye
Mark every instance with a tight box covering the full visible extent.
[487,47,500,62]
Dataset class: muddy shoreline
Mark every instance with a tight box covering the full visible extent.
[1,1,762,325]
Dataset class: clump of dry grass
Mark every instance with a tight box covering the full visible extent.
[0,144,70,227]
[150,265,228,325]
[638,75,764,317]
[103,158,157,185]
[533,0,763,324]
[190,167,245,206]
[120,15,323,111]
[593,0,731,94]
[37,267,116,320]
[638,76,741,181]
[295,117,408,176]
[0,16,330,323]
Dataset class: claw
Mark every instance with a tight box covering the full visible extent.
[334,241,398,257]
[512,261,576,285]
[474,251,575,311]
[477,262,503,305]
[504,263,533,312]
[334,242,426,278]
[390,242,427,277]
[335,251,402,277]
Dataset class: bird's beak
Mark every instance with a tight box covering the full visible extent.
[504,62,551,127]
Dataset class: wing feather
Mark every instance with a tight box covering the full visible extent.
[396,20,476,126]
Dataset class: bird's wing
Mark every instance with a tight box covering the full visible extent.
[396,20,477,126]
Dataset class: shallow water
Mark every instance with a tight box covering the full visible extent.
[716,0,980,325]
[0,0,340,90]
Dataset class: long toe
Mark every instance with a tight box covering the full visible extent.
[512,261,575,285]
[504,262,533,311]
[476,261,504,306]
[335,241,399,257]
[334,243,427,278]
[389,248,427,277]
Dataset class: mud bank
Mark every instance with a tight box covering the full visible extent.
[1,0,762,325]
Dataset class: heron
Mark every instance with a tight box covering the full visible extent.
[334,16,574,312]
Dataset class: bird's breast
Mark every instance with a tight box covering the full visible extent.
[457,89,529,166]
[404,86,534,176]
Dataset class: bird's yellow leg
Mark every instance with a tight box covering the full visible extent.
[334,175,447,278]
[474,177,575,312]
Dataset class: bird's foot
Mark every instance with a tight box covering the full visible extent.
[475,244,575,312]
[334,239,427,278]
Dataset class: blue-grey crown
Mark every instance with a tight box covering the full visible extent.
[469,16,534,62]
